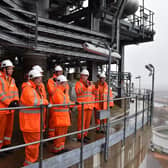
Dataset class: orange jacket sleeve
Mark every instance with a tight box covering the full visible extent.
[11,78,19,101]
[47,77,57,96]
[0,77,11,106]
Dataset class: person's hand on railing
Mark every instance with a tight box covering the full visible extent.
[75,101,80,105]
[8,100,19,107]
[47,103,52,108]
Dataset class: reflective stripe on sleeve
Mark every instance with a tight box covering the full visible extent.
[20,109,41,114]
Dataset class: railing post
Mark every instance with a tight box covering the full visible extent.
[104,112,110,161]
[104,44,111,161]
[123,98,127,146]
[134,96,138,135]
[39,105,44,168]
[147,94,150,125]
[80,103,84,168]
[142,95,145,129]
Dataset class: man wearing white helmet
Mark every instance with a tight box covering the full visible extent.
[47,65,70,138]
[49,75,74,154]
[75,69,95,143]
[0,59,19,154]
[94,72,114,133]
[47,65,63,100]
[20,69,48,166]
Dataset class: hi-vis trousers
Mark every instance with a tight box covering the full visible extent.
[77,109,92,139]
[52,126,68,153]
[23,132,40,165]
[0,113,14,148]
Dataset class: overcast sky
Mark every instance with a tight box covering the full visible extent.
[125,0,167,91]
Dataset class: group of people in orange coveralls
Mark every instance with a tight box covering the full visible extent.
[0,59,114,166]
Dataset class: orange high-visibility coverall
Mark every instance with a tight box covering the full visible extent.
[50,85,73,153]
[0,71,19,148]
[20,80,48,165]
[75,79,95,139]
[47,74,70,138]
[21,81,47,128]
[94,81,114,128]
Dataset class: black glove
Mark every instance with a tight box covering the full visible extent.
[53,78,57,82]
[8,100,19,107]
[75,101,80,105]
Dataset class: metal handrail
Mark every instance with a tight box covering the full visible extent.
[0,93,152,168]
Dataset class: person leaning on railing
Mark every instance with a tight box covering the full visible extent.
[75,69,95,143]
[20,69,48,166]
[49,75,74,154]
[94,72,114,133]
[0,59,19,157]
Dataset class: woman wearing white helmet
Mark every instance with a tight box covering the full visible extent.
[50,75,74,154]
[32,65,46,99]
[47,65,70,138]
[20,69,48,166]
[32,65,44,73]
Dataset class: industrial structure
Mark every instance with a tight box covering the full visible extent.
[0,0,155,168]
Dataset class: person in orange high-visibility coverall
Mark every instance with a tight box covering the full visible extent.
[22,67,47,130]
[32,65,47,129]
[50,75,74,154]
[32,65,47,99]
[47,65,69,138]
[20,69,48,166]
[75,69,95,142]
[0,59,19,152]
[94,72,114,132]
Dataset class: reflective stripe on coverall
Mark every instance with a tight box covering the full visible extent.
[0,71,19,148]
[75,79,94,139]
[50,85,73,153]
[47,74,70,138]
[94,81,114,128]
[20,80,48,164]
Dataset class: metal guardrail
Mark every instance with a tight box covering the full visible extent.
[0,93,152,168]
[128,5,154,33]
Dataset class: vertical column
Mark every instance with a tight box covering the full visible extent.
[118,44,125,97]
[89,0,104,31]
[117,45,125,107]
[91,63,98,82]
[38,0,49,18]
[23,51,48,83]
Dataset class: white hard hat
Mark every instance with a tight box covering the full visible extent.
[55,65,63,72]
[80,69,89,76]
[57,75,68,82]
[32,65,43,73]
[99,72,106,78]
[29,69,43,79]
[1,59,14,68]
